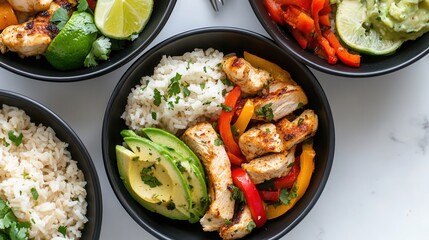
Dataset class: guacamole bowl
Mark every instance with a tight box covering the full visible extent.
[102,27,335,239]
[0,0,176,81]
[249,0,429,77]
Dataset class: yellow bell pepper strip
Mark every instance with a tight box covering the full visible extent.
[218,86,246,165]
[232,167,267,228]
[243,51,296,86]
[233,99,254,136]
[265,142,315,219]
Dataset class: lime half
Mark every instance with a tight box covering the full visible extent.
[335,0,403,55]
[94,0,153,40]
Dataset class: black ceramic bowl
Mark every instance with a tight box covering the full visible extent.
[0,90,102,239]
[249,0,429,77]
[102,27,334,239]
[0,0,176,81]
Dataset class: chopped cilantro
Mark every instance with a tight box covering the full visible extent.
[297,102,305,109]
[224,218,232,225]
[50,8,69,30]
[58,225,67,237]
[77,0,90,12]
[8,131,23,146]
[151,112,157,120]
[221,78,234,86]
[212,121,218,129]
[0,199,30,240]
[84,36,112,67]
[222,89,228,96]
[2,138,9,147]
[287,162,295,168]
[182,85,191,97]
[297,118,304,126]
[266,128,271,133]
[140,165,162,188]
[220,103,232,112]
[203,66,207,73]
[255,103,274,121]
[256,179,275,190]
[279,186,298,205]
[200,82,206,90]
[214,138,223,146]
[231,125,239,137]
[153,89,162,106]
[166,200,176,210]
[168,73,182,97]
[30,188,38,200]
[228,185,245,203]
[247,221,256,232]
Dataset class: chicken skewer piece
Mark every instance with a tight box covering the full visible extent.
[7,0,52,13]
[0,0,76,57]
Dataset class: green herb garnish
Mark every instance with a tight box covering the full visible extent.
[153,89,162,106]
[220,103,232,112]
[140,165,162,188]
[58,225,67,237]
[30,188,38,200]
[168,73,182,97]
[8,131,23,146]
[255,103,274,121]
[50,8,69,30]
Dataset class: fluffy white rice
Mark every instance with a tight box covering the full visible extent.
[0,104,88,240]
[122,48,233,134]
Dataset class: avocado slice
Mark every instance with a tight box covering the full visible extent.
[120,129,140,138]
[162,146,209,223]
[142,128,205,178]
[117,137,193,220]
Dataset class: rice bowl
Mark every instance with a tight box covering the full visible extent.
[0,104,89,239]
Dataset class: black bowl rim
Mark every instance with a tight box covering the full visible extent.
[102,26,335,239]
[248,0,429,77]
[0,0,177,82]
[0,89,103,239]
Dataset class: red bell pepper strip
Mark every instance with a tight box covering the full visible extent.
[311,0,325,36]
[264,0,284,25]
[227,151,245,166]
[319,0,332,15]
[232,168,267,228]
[273,156,300,189]
[318,35,337,64]
[218,86,244,160]
[318,14,330,27]
[283,6,315,34]
[275,0,311,12]
[323,29,361,67]
[258,189,280,202]
[288,26,308,49]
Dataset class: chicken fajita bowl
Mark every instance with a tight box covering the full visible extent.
[102,27,334,239]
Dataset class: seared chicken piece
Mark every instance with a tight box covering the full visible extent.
[7,0,52,12]
[252,81,308,121]
[276,109,318,150]
[241,148,295,184]
[181,122,235,232]
[222,56,272,95]
[238,123,285,161]
[219,205,254,240]
[0,0,75,57]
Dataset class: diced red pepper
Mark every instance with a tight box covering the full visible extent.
[232,168,267,228]
[259,189,280,202]
[283,5,315,34]
[218,86,245,164]
[323,29,361,67]
[273,156,300,189]
[275,0,311,12]
[264,0,284,25]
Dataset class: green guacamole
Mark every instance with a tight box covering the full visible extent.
[366,0,429,41]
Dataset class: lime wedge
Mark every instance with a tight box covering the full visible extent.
[335,0,403,55]
[94,0,153,40]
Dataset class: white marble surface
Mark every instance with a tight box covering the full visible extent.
[1,0,429,239]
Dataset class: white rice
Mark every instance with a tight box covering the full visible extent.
[122,48,233,134]
[0,104,88,240]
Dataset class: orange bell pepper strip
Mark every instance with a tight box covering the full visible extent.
[318,35,337,64]
[265,142,316,219]
[288,26,308,49]
[218,86,246,164]
[311,0,325,36]
[243,51,296,85]
[323,29,361,67]
[283,5,315,34]
[233,99,254,136]
[318,14,330,27]
[0,1,18,30]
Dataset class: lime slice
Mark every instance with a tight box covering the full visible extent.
[335,0,403,55]
[94,0,153,39]
[45,12,98,70]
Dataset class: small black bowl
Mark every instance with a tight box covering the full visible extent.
[0,0,176,81]
[249,0,429,77]
[102,27,334,239]
[0,90,102,239]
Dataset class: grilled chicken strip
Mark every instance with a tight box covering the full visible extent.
[241,147,295,184]
[238,123,285,161]
[181,122,235,232]
[219,205,254,240]
[222,56,272,95]
[252,81,308,121]
[7,0,52,12]
[0,0,75,57]
[276,109,318,150]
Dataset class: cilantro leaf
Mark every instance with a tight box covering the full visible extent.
[7,131,23,146]
[58,226,67,237]
[153,89,162,106]
[182,85,191,97]
[220,103,232,112]
[77,0,90,12]
[168,73,182,97]
[50,8,69,30]
[279,186,298,205]
[140,166,162,188]
[255,103,274,121]
[30,188,38,200]
[247,221,256,232]
[84,37,112,67]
